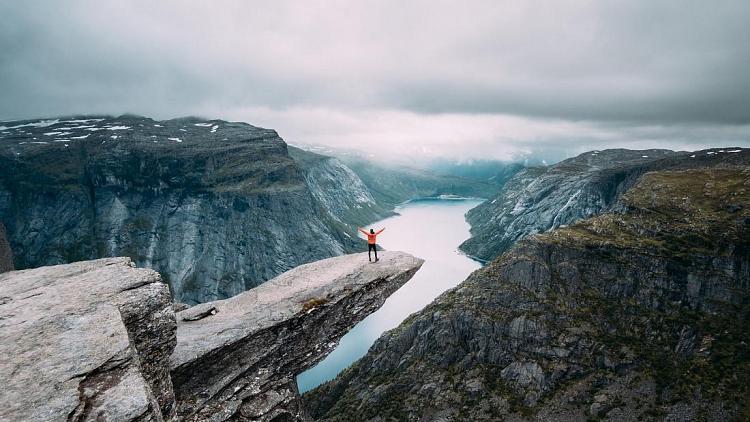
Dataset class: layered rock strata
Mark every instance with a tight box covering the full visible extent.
[171,251,423,421]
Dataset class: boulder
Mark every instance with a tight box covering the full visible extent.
[0,257,176,421]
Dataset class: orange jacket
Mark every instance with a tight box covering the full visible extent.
[359,228,385,244]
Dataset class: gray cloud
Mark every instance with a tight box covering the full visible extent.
[1,0,749,159]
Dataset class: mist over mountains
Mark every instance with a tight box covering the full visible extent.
[2,1,750,420]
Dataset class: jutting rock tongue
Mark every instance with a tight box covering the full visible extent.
[0,251,423,421]
[170,251,424,421]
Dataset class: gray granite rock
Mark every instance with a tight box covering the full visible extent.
[0,115,364,304]
[0,257,176,421]
[1,252,423,421]
[288,146,393,226]
[306,166,750,421]
[170,251,423,421]
[460,147,750,261]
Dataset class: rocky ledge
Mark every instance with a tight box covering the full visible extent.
[0,252,423,421]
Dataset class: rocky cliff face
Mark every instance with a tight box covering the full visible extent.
[0,115,364,304]
[289,146,394,226]
[0,222,11,272]
[306,164,750,420]
[0,252,423,421]
[460,148,749,261]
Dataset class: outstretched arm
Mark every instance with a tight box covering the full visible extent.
[376,227,385,234]
[358,227,369,235]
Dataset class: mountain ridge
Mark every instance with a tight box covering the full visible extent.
[0,114,495,304]
[305,152,750,421]
[0,115,361,303]
[460,147,750,262]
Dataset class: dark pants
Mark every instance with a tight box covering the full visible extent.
[368,243,378,261]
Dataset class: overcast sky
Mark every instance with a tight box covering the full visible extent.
[1,0,749,161]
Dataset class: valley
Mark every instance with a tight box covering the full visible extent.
[2,116,749,422]
[305,149,750,421]
[0,115,491,304]
[297,198,484,393]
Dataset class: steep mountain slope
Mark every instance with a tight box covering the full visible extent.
[288,146,394,226]
[460,148,749,261]
[306,162,750,420]
[0,115,361,304]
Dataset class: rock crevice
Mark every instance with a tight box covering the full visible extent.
[0,222,11,272]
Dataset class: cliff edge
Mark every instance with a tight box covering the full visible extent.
[0,257,174,421]
[0,115,363,304]
[0,252,423,421]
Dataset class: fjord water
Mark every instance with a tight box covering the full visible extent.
[297,198,484,393]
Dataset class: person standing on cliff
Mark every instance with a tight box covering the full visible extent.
[358,227,385,262]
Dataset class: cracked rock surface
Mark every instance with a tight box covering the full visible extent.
[0,222,11,272]
[0,252,423,421]
[170,251,424,421]
[0,257,175,421]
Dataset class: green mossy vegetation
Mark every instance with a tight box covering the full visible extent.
[543,168,749,255]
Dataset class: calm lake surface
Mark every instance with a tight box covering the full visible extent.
[296,198,484,393]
